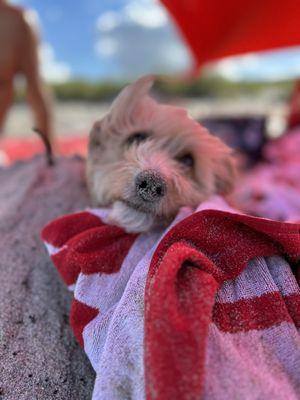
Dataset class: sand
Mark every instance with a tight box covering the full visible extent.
[4,99,286,138]
[0,155,94,399]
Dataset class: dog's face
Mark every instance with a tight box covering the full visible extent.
[87,75,236,233]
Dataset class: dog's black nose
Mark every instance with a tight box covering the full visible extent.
[135,170,166,202]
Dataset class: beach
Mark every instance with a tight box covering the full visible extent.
[3,97,287,138]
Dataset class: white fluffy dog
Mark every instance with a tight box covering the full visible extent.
[87,75,236,233]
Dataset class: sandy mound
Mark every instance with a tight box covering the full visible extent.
[0,155,94,399]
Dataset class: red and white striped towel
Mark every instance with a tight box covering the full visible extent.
[41,197,300,400]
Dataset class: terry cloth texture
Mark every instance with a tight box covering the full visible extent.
[41,197,300,400]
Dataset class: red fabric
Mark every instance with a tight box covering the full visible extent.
[42,208,300,399]
[0,136,88,164]
[285,293,300,326]
[43,211,108,286]
[213,292,300,333]
[60,225,137,276]
[42,212,137,285]
[145,210,300,400]
[42,211,138,348]
[51,249,82,286]
[70,299,99,347]
[161,0,300,68]
[42,211,103,248]
[288,80,300,129]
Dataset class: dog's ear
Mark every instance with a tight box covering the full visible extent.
[196,128,237,195]
[88,120,104,151]
[214,152,237,195]
[109,75,155,113]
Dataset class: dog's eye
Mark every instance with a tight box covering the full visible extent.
[125,132,150,146]
[91,137,101,147]
[176,153,194,168]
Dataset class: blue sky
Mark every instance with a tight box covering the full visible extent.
[12,0,300,83]
[13,0,133,80]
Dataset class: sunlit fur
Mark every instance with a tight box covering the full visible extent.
[86,75,236,233]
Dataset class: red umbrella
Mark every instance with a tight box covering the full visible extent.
[161,0,300,69]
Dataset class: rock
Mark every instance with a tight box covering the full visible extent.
[0,155,95,399]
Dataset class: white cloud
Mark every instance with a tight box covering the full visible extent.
[39,43,71,83]
[124,0,168,28]
[95,0,193,79]
[7,4,71,83]
[95,37,119,57]
[210,48,300,81]
[23,7,72,83]
[96,11,121,32]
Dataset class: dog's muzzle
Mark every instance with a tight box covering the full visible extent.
[135,170,166,202]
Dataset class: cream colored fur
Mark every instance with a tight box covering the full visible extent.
[87,75,236,233]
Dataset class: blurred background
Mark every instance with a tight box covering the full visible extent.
[1,0,300,164]
[0,0,299,230]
